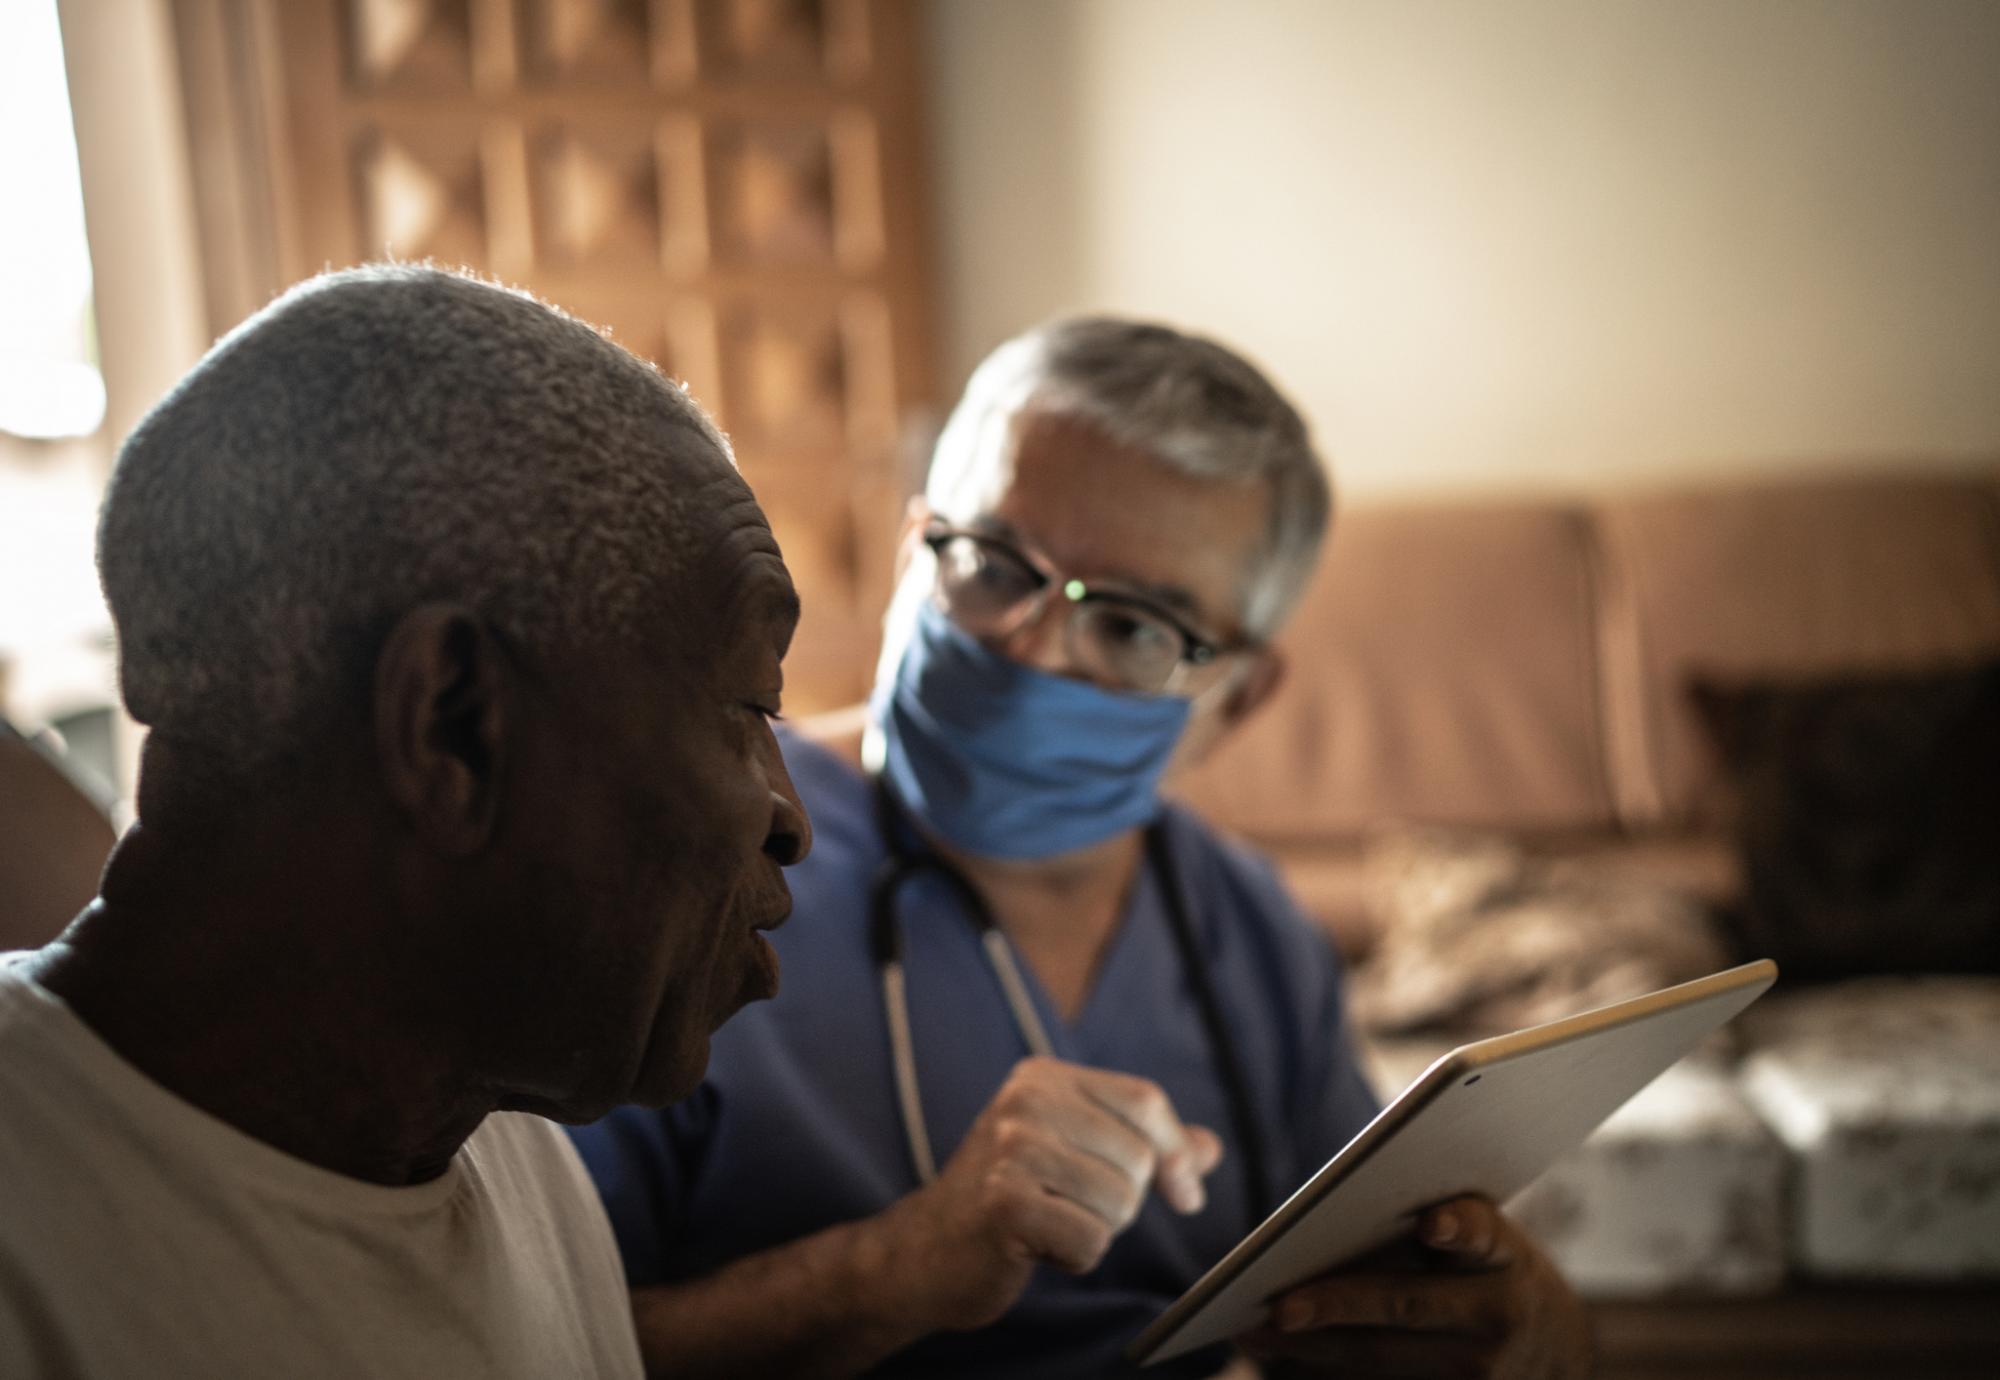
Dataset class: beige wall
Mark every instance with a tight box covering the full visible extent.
[925,0,2000,495]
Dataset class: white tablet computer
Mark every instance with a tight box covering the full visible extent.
[1128,959,1778,1366]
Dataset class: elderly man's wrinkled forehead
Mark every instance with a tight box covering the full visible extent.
[670,462,796,647]
[687,464,779,580]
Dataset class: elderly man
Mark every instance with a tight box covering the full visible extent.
[0,266,810,1378]
[570,319,1592,1378]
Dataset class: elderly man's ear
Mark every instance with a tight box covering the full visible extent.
[373,605,511,855]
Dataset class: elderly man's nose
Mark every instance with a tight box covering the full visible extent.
[764,776,811,866]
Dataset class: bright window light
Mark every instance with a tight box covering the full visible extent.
[0,0,105,440]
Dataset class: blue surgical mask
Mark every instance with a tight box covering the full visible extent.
[870,602,1192,860]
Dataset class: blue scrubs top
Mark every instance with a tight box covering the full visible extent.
[569,732,1380,1378]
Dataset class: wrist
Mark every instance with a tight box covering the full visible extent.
[833,1200,939,1352]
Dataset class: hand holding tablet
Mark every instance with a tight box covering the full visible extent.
[1239,1193,1594,1376]
[1128,959,1779,1368]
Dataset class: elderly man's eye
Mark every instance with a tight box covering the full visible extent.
[744,701,784,722]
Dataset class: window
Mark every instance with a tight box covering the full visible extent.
[0,0,105,440]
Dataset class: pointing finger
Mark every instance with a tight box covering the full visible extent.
[1151,1123,1225,1215]
[1181,1124,1225,1176]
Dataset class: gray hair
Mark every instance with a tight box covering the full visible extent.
[99,264,736,793]
[924,316,1331,638]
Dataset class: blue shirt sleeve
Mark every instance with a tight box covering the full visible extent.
[565,1085,716,1288]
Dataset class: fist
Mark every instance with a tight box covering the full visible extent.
[879,1056,1223,1332]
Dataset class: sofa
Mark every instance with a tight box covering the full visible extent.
[1174,466,2000,1377]
[0,722,116,951]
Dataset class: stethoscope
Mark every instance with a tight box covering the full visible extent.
[868,780,1275,1218]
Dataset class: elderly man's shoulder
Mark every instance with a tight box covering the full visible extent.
[0,962,638,1379]
[0,955,88,1132]
[0,960,598,1211]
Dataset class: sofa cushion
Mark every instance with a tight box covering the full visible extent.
[1509,1059,1788,1297]
[1691,658,2000,978]
[1594,473,2000,828]
[1347,827,1730,1036]
[1256,831,1739,963]
[1738,977,2000,1280]
[1177,500,1614,840]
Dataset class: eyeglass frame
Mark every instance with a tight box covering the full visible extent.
[917,514,1260,694]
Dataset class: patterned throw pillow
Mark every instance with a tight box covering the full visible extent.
[1351,827,1729,1036]
[1690,658,2000,980]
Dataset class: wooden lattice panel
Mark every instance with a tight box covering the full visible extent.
[695,0,871,82]
[709,121,836,263]
[519,0,655,84]
[527,121,664,266]
[177,0,933,710]
[346,0,474,90]
[718,303,844,447]
[354,124,489,263]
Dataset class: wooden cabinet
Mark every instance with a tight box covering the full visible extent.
[172,0,936,709]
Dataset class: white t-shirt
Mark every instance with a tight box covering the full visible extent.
[0,959,644,1379]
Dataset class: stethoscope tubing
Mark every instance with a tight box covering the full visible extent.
[868,782,1274,1217]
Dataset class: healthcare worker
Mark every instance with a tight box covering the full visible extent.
[569,319,1593,1380]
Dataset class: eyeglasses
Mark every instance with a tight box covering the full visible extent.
[921,517,1252,695]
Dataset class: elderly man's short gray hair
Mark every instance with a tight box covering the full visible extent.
[98,264,733,794]
[924,317,1330,638]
